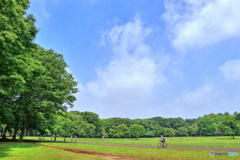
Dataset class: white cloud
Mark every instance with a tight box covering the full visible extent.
[219,59,240,81]
[163,0,240,52]
[162,84,240,118]
[74,16,168,118]
[162,84,219,117]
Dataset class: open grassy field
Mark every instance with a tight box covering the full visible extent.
[0,136,239,159]
[0,142,102,160]
[26,136,240,148]
[39,142,239,160]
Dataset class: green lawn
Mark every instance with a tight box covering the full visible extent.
[0,142,102,160]
[1,136,239,160]
[39,142,239,160]
[26,136,240,148]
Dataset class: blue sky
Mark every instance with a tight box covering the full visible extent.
[28,0,240,119]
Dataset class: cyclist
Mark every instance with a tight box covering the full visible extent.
[160,135,166,144]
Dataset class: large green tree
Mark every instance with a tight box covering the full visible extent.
[80,111,102,137]
[234,113,240,136]
[16,47,78,141]
[218,115,235,138]
[129,124,145,139]
[0,0,38,140]
[218,113,240,139]
[197,115,217,136]
[108,123,130,138]
[176,126,189,136]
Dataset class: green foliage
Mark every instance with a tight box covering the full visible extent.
[133,119,162,137]
[0,0,38,131]
[176,126,189,136]
[80,111,102,137]
[218,115,235,135]
[197,115,217,136]
[234,113,240,135]
[35,112,240,139]
[0,0,78,141]
[187,123,198,136]
[53,112,74,137]
[218,114,240,138]
[50,111,101,138]
[149,117,185,129]
[109,124,130,138]
[15,47,78,141]
[129,124,145,139]
[163,128,176,137]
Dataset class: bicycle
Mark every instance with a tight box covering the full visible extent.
[157,141,168,148]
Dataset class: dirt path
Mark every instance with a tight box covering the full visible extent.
[44,145,146,160]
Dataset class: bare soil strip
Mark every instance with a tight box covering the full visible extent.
[43,145,144,160]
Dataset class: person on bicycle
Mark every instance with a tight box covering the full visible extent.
[160,135,166,144]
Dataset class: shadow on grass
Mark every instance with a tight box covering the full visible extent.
[24,139,77,144]
[0,139,39,159]
[214,137,239,140]
[0,137,78,159]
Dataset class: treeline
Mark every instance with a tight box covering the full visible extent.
[0,0,78,141]
[58,111,240,139]
[4,111,238,140]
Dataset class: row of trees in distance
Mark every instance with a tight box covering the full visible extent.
[2,111,239,140]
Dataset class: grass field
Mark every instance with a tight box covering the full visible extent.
[26,136,240,148]
[39,142,239,160]
[0,136,239,159]
[0,142,102,160]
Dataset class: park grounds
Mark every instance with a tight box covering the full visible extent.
[0,136,240,159]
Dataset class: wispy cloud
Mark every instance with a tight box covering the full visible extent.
[29,0,58,21]
[163,0,240,52]
[39,0,50,19]
[162,84,220,118]
[74,16,169,118]
[219,59,240,81]
[162,83,240,118]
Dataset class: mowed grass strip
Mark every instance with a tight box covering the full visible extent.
[0,142,103,160]
[40,142,240,160]
[26,136,240,148]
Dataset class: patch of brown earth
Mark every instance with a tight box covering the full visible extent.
[45,145,146,160]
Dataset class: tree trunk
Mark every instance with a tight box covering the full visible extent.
[19,117,31,142]
[1,124,9,140]
[12,124,18,141]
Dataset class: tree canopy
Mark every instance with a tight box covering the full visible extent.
[0,0,78,141]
